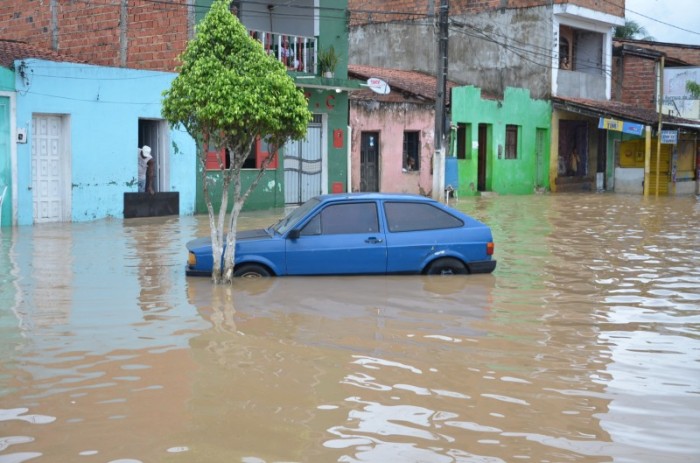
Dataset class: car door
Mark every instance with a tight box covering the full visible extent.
[383,201,467,273]
[285,201,387,275]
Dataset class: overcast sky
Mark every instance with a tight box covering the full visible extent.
[625,0,700,45]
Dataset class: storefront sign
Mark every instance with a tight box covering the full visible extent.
[599,118,623,131]
[661,130,678,144]
[599,118,645,136]
[622,121,644,135]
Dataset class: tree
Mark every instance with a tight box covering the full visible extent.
[162,0,311,284]
[687,80,700,98]
[615,20,654,41]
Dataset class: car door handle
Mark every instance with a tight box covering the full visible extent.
[365,237,384,244]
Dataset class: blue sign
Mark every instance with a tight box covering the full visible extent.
[622,121,644,136]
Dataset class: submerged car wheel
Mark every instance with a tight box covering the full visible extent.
[425,258,468,275]
[233,264,272,278]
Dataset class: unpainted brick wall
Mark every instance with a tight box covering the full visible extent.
[613,55,658,110]
[638,44,700,66]
[0,0,190,71]
[348,0,624,25]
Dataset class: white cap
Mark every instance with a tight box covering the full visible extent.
[141,145,152,161]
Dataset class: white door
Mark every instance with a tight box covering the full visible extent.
[284,115,323,204]
[32,115,70,223]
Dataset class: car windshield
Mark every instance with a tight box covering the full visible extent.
[269,197,321,235]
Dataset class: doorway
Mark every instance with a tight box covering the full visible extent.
[536,128,548,190]
[360,131,379,192]
[477,124,490,192]
[138,119,170,193]
[32,114,71,223]
[284,114,323,204]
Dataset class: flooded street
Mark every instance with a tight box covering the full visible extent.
[0,193,699,463]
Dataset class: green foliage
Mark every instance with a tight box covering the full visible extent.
[615,20,654,41]
[162,0,311,153]
[161,0,312,283]
[687,80,700,98]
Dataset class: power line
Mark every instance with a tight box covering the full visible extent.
[598,0,700,40]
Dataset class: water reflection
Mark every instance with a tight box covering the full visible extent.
[0,194,698,462]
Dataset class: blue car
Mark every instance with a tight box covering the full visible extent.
[186,193,496,277]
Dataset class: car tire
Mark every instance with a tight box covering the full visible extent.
[233,264,272,278]
[425,258,468,275]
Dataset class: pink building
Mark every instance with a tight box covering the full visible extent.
[348,65,456,196]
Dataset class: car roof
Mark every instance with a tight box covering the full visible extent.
[315,192,437,204]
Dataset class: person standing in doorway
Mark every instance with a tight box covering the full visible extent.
[138,145,154,194]
[569,147,580,176]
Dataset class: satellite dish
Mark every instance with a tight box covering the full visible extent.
[367,77,390,95]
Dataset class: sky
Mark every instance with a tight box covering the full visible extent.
[625,0,700,45]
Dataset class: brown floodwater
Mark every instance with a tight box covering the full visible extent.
[0,193,698,463]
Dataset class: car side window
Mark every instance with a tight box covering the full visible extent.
[384,202,463,232]
[301,202,379,235]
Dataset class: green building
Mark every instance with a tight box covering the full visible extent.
[195,0,360,213]
[451,86,552,196]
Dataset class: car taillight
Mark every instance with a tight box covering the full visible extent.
[486,242,494,255]
[188,252,197,266]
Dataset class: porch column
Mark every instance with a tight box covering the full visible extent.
[644,125,652,196]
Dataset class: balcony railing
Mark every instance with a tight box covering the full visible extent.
[248,29,318,75]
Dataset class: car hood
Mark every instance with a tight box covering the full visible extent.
[187,229,272,252]
[237,228,272,240]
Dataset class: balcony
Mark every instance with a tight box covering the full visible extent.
[556,69,606,100]
[248,30,318,75]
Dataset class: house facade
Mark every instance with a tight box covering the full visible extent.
[348,64,457,196]
[0,0,358,220]
[0,53,197,226]
[607,39,700,195]
[200,0,360,211]
[452,87,552,195]
[348,0,627,196]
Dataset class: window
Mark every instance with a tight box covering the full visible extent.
[558,25,604,75]
[403,131,420,171]
[384,202,463,232]
[559,37,570,70]
[204,136,230,170]
[204,137,277,171]
[505,125,519,160]
[301,203,379,236]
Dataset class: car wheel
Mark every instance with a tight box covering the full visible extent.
[425,258,468,275]
[233,264,272,278]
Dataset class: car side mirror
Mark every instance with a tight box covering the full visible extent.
[287,229,300,240]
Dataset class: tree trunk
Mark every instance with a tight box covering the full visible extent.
[222,170,243,283]
[220,141,280,284]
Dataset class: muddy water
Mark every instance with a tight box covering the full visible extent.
[0,194,698,463]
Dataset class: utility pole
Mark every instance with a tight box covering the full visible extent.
[433,0,449,201]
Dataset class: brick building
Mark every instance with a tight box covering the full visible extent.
[613,38,700,111]
[0,0,192,71]
[1,0,363,221]
[347,0,627,195]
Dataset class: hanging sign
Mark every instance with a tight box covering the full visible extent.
[599,117,623,131]
[621,121,644,136]
[661,130,678,144]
